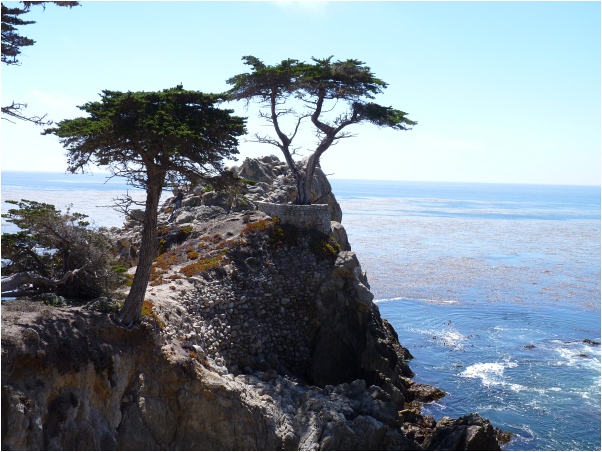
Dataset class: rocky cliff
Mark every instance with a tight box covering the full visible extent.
[1,157,504,450]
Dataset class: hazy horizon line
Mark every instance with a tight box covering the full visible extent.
[1,169,600,189]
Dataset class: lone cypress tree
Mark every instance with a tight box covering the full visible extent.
[44,86,246,326]
[227,56,416,204]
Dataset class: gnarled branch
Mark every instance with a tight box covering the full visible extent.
[1,264,88,295]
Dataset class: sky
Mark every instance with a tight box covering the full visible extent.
[1,0,600,186]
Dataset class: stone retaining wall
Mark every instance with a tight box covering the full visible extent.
[256,202,331,234]
[166,235,334,375]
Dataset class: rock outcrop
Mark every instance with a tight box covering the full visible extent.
[1,301,420,450]
[1,156,503,450]
[233,155,343,223]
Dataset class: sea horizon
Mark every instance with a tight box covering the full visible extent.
[2,169,600,189]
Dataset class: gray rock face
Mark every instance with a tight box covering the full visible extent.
[237,155,278,184]
[0,300,419,451]
[421,414,502,451]
[331,221,351,251]
[232,155,343,223]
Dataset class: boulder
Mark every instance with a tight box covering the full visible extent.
[129,209,145,221]
[422,413,501,451]
[181,195,202,208]
[331,221,351,251]
[237,157,276,183]
[201,191,231,211]
[230,196,256,213]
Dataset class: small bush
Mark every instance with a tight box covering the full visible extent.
[157,225,170,236]
[112,265,128,274]
[84,297,121,313]
[310,233,341,258]
[178,225,194,241]
[215,240,234,250]
[187,250,200,260]
[242,219,270,235]
[179,252,226,278]
[142,299,164,330]
[124,274,134,287]
[242,178,257,186]
[38,293,67,307]
[150,250,181,286]
[153,250,179,270]
[158,238,166,254]
[2,199,119,299]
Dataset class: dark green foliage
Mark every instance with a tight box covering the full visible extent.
[37,293,67,307]
[177,225,194,241]
[2,1,80,65]
[43,85,246,325]
[1,199,121,299]
[1,4,35,65]
[310,233,341,259]
[204,169,248,212]
[83,296,122,313]
[241,178,258,186]
[269,221,299,249]
[44,86,246,189]
[227,56,416,205]
[2,2,79,125]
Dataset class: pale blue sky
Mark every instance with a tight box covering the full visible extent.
[1,1,600,185]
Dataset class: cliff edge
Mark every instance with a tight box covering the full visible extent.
[1,157,503,450]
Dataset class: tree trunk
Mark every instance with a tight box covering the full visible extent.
[118,172,163,326]
[0,266,87,295]
[294,171,311,205]
[293,152,322,205]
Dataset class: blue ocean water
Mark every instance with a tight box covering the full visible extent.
[2,172,600,450]
[1,171,160,233]
[330,179,601,451]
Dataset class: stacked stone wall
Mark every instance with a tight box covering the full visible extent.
[167,236,333,375]
[256,202,331,234]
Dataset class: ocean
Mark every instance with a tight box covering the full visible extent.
[2,172,600,450]
[331,179,601,451]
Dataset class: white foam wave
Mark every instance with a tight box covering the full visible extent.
[460,361,519,387]
[550,341,602,371]
[460,362,505,385]
[374,296,459,304]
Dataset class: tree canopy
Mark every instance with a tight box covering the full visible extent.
[227,56,416,204]
[1,199,118,299]
[44,86,246,325]
[2,1,79,125]
[48,86,245,189]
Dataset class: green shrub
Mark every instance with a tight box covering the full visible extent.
[38,293,67,307]
[2,199,120,299]
[84,297,121,313]
[242,178,258,186]
[310,233,341,258]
